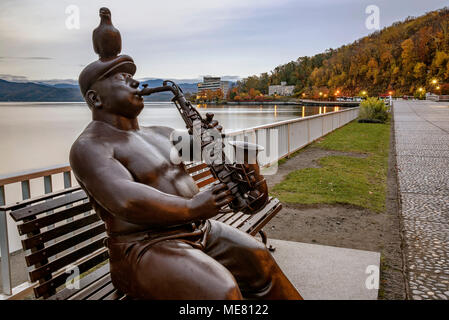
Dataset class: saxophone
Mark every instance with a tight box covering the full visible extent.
[137,80,268,214]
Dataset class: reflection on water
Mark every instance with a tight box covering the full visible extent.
[0,102,345,175]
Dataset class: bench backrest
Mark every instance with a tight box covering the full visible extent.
[9,162,216,299]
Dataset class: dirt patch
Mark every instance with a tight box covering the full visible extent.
[265,203,387,252]
[263,127,406,299]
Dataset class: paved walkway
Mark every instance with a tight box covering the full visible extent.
[394,100,449,300]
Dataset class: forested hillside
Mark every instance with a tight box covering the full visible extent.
[237,8,449,97]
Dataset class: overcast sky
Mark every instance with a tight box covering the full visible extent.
[0,0,447,82]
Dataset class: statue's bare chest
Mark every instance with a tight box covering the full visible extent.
[113,130,183,185]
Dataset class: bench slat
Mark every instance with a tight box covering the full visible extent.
[241,198,282,236]
[48,263,110,300]
[223,212,245,226]
[11,190,88,222]
[196,176,217,188]
[1,186,82,212]
[69,273,111,300]
[211,213,224,220]
[25,223,106,267]
[22,213,100,250]
[191,169,213,181]
[18,202,92,235]
[87,282,116,300]
[231,214,251,229]
[103,289,124,300]
[34,249,109,298]
[186,163,208,174]
[29,237,106,282]
[216,212,237,223]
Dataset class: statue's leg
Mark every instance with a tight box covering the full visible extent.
[108,239,243,300]
[204,220,303,300]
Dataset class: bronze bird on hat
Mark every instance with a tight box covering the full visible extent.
[93,7,121,60]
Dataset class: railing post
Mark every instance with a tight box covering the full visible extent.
[307,118,311,144]
[0,185,12,295]
[21,180,30,200]
[287,123,291,158]
[44,175,52,194]
[43,175,56,244]
[0,186,4,206]
[63,171,72,189]
[322,115,324,136]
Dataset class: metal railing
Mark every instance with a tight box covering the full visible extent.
[0,106,359,297]
[427,94,449,102]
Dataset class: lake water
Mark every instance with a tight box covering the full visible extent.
[0,102,343,175]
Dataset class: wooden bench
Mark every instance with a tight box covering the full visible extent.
[8,162,282,300]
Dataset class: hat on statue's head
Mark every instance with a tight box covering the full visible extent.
[78,7,136,97]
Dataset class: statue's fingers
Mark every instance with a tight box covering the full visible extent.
[208,119,219,128]
[211,182,228,194]
[215,189,232,201]
[206,112,214,123]
[216,196,233,208]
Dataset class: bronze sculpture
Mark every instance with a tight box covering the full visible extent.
[70,7,302,300]
[136,80,269,214]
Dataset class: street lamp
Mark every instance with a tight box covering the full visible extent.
[431,79,439,94]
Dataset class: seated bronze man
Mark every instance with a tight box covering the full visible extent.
[70,8,302,300]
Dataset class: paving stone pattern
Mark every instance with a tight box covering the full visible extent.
[394,100,449,300]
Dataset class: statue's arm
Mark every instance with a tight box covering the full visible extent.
[69,140,232,227]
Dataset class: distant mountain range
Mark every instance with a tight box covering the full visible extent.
[0,79,83,102]
[0,78,204,102]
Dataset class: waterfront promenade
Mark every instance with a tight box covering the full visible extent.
[394,100,449,300]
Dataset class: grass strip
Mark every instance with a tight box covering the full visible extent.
[271,120,390,212]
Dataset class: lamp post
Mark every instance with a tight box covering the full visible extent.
[361,90,367,99]
[334,91,339,101]
[431,79,439,95]
[417,87,424,100]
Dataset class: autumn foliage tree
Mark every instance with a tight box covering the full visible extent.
[198,89,224,102]
[236,8,449,96]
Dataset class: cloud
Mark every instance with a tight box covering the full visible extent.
[218,76,242,81]
[0,56,53,60]
[0,74,29,82]
[34,78,78,85]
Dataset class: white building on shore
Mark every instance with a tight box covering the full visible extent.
[268,81,295,96]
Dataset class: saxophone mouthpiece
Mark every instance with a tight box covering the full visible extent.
[136,84,148,96]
